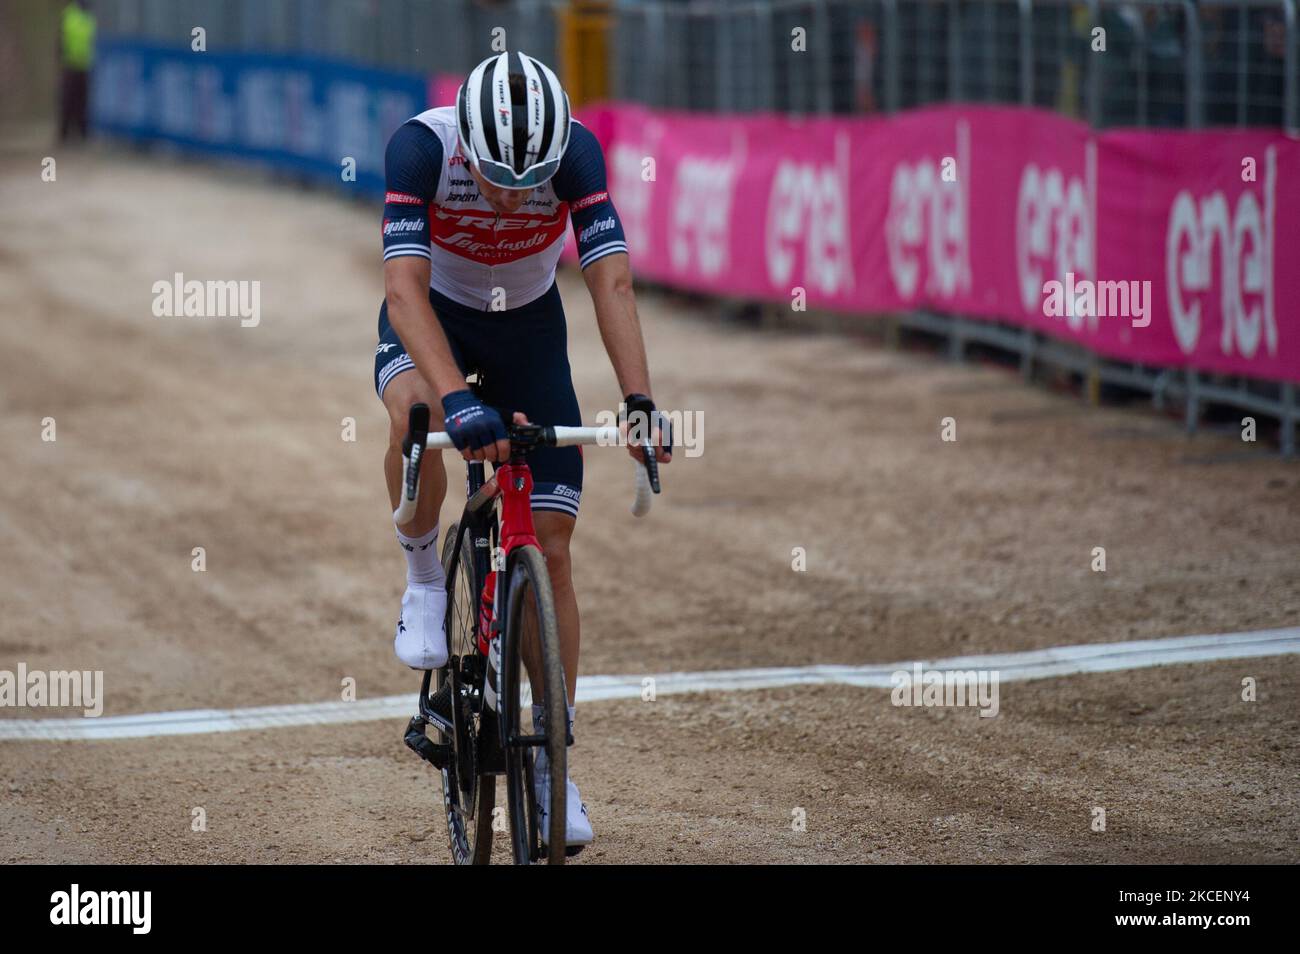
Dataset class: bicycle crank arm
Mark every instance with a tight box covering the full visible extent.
[403,715,450,770]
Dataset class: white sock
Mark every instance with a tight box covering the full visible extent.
[396,523,442,586]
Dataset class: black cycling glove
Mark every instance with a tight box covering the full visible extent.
[622,393,673,453]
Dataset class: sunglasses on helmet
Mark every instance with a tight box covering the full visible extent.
[471,153,564,190]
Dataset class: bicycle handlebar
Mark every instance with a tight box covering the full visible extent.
[393,406,662,525]
[419,425,619,450]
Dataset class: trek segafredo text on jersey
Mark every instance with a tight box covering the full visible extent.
[380,106,627,310]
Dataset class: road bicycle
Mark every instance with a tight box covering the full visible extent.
[399,381,661,864]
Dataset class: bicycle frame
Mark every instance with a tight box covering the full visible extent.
[403,402,660,736]
[454,452,568,750]
[399,402,664,862]
[457,460,541,571]
[450,457,540,635]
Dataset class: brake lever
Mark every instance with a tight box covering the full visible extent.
[640,440,661,494]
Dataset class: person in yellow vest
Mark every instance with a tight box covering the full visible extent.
[58,0,96,142]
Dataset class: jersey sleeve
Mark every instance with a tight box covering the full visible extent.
[381,121,444,263]
[552,122,628,269]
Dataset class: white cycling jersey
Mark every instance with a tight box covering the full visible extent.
[381,106,626,311]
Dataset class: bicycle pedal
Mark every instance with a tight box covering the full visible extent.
[403,716,450,769]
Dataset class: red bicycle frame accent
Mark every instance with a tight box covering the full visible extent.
[494,462,542,556]
[475,461,542,655]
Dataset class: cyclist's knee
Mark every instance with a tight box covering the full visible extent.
[383,372,437,448]
[388,409,412,450]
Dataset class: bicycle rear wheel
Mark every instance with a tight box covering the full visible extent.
[500,544,568,864]
[437,520,495,865]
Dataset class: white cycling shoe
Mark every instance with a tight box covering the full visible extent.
[534,747,595,849]
[394,582,448,670]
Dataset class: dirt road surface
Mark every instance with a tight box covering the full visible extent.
[1,144,1297,863]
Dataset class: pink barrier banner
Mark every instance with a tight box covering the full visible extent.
[572,103,1299,384]
[427,73,461,116]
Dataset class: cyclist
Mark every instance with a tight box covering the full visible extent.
[375,51,671,850]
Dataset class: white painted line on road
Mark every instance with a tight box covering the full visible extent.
[2,627,1297,741]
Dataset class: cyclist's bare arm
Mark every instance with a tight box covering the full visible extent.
[583,252,647,395]
[385,257,513,463]
[582,252,672,463]
[384,257,467,400]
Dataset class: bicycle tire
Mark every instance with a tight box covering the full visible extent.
[437,520,495,865]
[501,544,568,865]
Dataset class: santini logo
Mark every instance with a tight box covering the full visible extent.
[50,884,151,934]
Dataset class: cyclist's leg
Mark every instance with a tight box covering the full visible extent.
[375,300,462,669]
[381,373,447,532]
[531,511,578,706]
[376,306,448,533]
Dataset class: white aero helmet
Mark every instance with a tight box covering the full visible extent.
[456,51,572,190]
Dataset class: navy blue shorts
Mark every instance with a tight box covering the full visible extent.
[374,283,582,519]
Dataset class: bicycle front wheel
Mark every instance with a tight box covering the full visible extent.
[437,520,495,865]
[500,544,568,865]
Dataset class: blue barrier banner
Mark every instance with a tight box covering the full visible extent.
[90,39,427,196]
